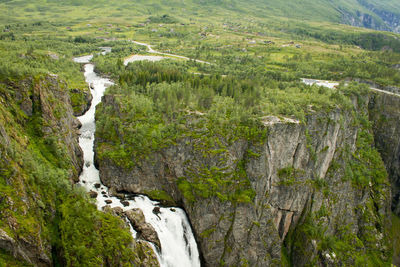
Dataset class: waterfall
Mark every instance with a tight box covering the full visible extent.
[73,51,201,267]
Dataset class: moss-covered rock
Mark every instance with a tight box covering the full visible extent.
[0,74,158,266]
[95,84,393,265]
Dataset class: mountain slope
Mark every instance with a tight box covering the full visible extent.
[1,0,399,32]
[242,0,400,32]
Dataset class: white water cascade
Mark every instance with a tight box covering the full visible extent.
[73,50,201,267]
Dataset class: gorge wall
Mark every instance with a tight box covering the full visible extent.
[3,73,397,266]
[0,74,83,265]
[369,91,400,215]
[95,90,397,266]
[0,74,159,266]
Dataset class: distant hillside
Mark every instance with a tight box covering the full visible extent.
[1,0,400,32]
[237,0,400,33]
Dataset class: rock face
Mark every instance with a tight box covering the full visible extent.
[96,93,395,265]
[12,75,84,180]
[0,228,51,267]
[125,209,162,250]
[341,2,400,33]
[101,206,160,266]
[1,73,162,266]
[0,75,84,266]
[70,86,93,117]
[369,91,400,214]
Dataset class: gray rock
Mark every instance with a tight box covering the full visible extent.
[125,209,161,249]
[152,207,161,215]
[109,187,125,199]
[153,207,161,219]
[112,207,124,216]
[89,191,98,198]
[0,227,51,266]
[120,200,130,207]
[369,92,400,214]
[96,92,397,265]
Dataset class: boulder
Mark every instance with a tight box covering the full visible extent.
[120,200,130,207]
[109,187,125,199]
[112,207,124,216]
[125,209,161,249]
[152,207,161,215]
[152,207,161,219]
[88,191,98,198]
[102,205,112,213]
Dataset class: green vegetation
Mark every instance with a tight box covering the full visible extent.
[393,213,400,264]
[94,45,390,216]
[60,195,135,266]
[348,116,389,189]
[0,72,146,265]
[0,0,399,265]
[0,23,100,115]
[286,211,390,266]
[277,166,305,186]
[1,0,399,33]
[0,21,158,264]
[283,96,391,266]
[95,54,374,169]
[0,249,32,267]
[144,190,176,206]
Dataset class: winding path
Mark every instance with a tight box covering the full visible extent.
[127,40,211,65]
[369,86,400,97]
[302,78,400,97]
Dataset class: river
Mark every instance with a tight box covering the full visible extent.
[73,48,201,267]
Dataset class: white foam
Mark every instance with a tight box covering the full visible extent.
[74,52,200,267]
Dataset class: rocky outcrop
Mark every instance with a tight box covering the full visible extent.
[0,74,84,266]
[11,74,84,179]
[101,206,160,267]
[70,87,93,116]
[0,229,50,267]
[340,3,400,33]
[357,0,400,33]
[96,93,393,265]
[125,209,161,250]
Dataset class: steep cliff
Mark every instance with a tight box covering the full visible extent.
[0,74,82,266]
[356,0,400,33]
[369,91,400,214]
[340,4,400,33]
[95,88,392,265]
